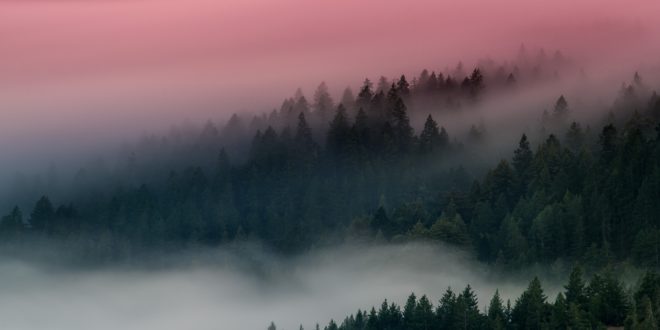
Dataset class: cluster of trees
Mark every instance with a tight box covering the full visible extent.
[339,74,660,269]
[3,47,571,211]
[0,61,505,211]
[350,115,660,268]
[0,86,468,258]
[280,268,660,330]
[251,45,568,140]
[0,64,658,270]
[2,91,659,269]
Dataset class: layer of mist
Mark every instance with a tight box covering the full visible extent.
[0,243,562,330]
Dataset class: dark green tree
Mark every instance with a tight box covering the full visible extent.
[488,290,507,330]
[418,115,440,154]
[414,295,434,330]
[512,277,549,329]
[30,196,54,232]
[403,293,417,329]
[0,206,24,235]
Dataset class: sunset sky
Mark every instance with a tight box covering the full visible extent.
[1,0,659,168]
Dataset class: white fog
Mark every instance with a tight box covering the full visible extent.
[0,243,561,330]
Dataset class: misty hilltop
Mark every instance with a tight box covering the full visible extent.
[1,58,659,270]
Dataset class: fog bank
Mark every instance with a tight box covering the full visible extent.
[0,243,562,330]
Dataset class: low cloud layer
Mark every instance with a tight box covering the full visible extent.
[0,243,562,330]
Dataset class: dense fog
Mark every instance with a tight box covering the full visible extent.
[0,243,562,330]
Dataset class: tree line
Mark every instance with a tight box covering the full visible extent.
[0,68,658,269]
[285,267,660,330]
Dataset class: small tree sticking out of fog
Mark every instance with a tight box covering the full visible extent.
[554,95,569,118]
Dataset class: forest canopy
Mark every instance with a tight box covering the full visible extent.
[1,57,659,272]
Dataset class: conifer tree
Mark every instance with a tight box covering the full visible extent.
[403,293,417,329]
[419,115,440,154]
[313,82,334,124]
[564,266,586,307]
[30,196,54,232]
[357,79,374,111]
[414,295,434,330]
[488,290,507,330]
[513,134,533,187]
[554,95,569,118]
[326,104,351,156]
[397,75,410,97]
[512,277,549,329]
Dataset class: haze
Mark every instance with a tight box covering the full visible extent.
[1,0,659,147]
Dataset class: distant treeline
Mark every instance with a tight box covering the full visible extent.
[289,268,660,330]
[1,59,659,270]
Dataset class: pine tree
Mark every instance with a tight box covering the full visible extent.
[417,69,430,91]
[586,273,629,326]
[403,293,417,329]
[512,277,549,329]
[564,266,586,307]
[468,68,484,99]
[371,207,393,239]
[370,90,387,123]
[439,127,449,148]
[414,295,434,330]
[397,75,410,97]
[366,307,378,330]
[554,95,569,118]
[470,201,497,261]
[488,290,507,330]
[376,76,390,93]
[30,196,54,232]
[352,108,370,152]
[454,285,482,330]
[295,112,318,159]
[389,93,413,153]
[0,206,24,235]
[565,122,585,152]
[357,79,374,112]
[326,104,351,156]
[599,124,619,165]
[325,319,338,330]
[550,293,569,329]
[497,215,526,265]
[513,134,533,195]
[419,115,440,154]
[436,288,456,329]
[429,202,470,246]
[354,310,365,329]
[506,73,516,86]
[427,72,439,93]
[313,81,334,124]
[341,87,356,112]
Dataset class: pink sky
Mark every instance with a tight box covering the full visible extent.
[1,0,659,165]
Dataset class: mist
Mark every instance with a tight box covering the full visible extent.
[2,0,660,179]
[0,242,563,330]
